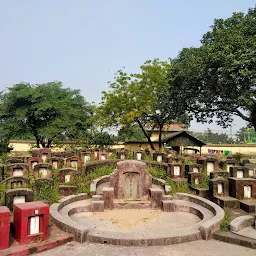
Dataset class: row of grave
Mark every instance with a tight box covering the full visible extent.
[2,148,256,211]
[184,158,256,213]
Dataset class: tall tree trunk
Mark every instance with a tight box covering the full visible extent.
[137,120,155,150]
[158,123,163,150]
[47,139,52,148]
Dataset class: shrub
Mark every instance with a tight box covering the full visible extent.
[233,152,244,162]
[166,179,195,195]
[220,210,231,231]
[147,166,166,179]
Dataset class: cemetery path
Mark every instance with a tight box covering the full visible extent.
[35,239,256,256]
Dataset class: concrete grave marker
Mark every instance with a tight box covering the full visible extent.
[217,183,223,194]
[193,167,199,173]
[13,195,25,205]
[237,170,243,178]
[174,166,180,176]
[65,174,71,183]
[29,216,40,235]
[13,168,23,177]
[157,155,162,162]
[244,185,251,199]
[207,162,214,173]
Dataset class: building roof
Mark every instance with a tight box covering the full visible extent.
[161,131,206,147]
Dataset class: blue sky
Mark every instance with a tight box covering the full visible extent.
[1,1,255,134]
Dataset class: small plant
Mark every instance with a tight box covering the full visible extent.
[76,164,116,194]
[166,178,195,195]
[144,154,153,161]
[147,166,166,179]
[128,152,133,159]
[193,173,210,189]
[220,210,231,231]
[233,152,244,162]
[0,181,5,206]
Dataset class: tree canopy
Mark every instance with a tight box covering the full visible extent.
[169,8,256,130]
[0,82,94,148]
[97,59,190,150]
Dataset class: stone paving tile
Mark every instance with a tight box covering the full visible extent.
[35,240,256,256]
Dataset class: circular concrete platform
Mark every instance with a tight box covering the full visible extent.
[50,193,224,246]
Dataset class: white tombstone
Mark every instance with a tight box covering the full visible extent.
[13,169,23,177]
[42,153,48,162]
[227,164,234,173]
[70,160,78,168]
[207,162,214,174]
[84,156,90,163]
[193,167,199,173]
[249,169,254,177]
[174,166,180,176]
[65,174,71,183]
[120,154,125,160]
[39,168,47,178]
[101,154,106,160]
[136,153,142,161]
[157,155,162,162]
[195,178,199,185]
[13,196,25,205]
[217,183,223,194]
[237,171,243,178]
[244,185,251,199]
[52,161,58,169]
[30,216,40,235]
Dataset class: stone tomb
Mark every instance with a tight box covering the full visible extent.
[244,163,256,177]
[48,157,64,169]
[219,159,238,173]
[97,152,109,161]
[134,151,144,161]
[188,172,204,186]
[229,177,256,200]
[34,178,54,195]
[81,152,95,164]
[0,206,11,250]
[230,166,249,178]
[33,163,52,179]
[5,188,34,211]
[198,157,219,174]
[117,151,128,160]
[185,164,202,177]
[7,158,24,164]
[7,163,29,178]
[210,171,230,179]
[13,201,49,244]
[66,156,82,169]
[109,160,152,200]
[58,168,76,183]
[27,157,43,172]
[152,152,167,162]
[32,148,51,162]
[168,163,184,179]
[5,176,29,190]
[209,178,229,198]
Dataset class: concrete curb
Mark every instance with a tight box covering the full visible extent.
[230,215,255,232]
[213,231,256,250]
[174,193,225,240]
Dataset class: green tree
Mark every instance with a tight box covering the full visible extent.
[115,124,146,142]
[169,8,256,130]
[191,129,234,144]
[97,59,190,150]
[89,130,114,149]
[236,127,256,143]
[0,82,94,148]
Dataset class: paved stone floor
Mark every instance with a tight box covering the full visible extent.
[36,240,256,256]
